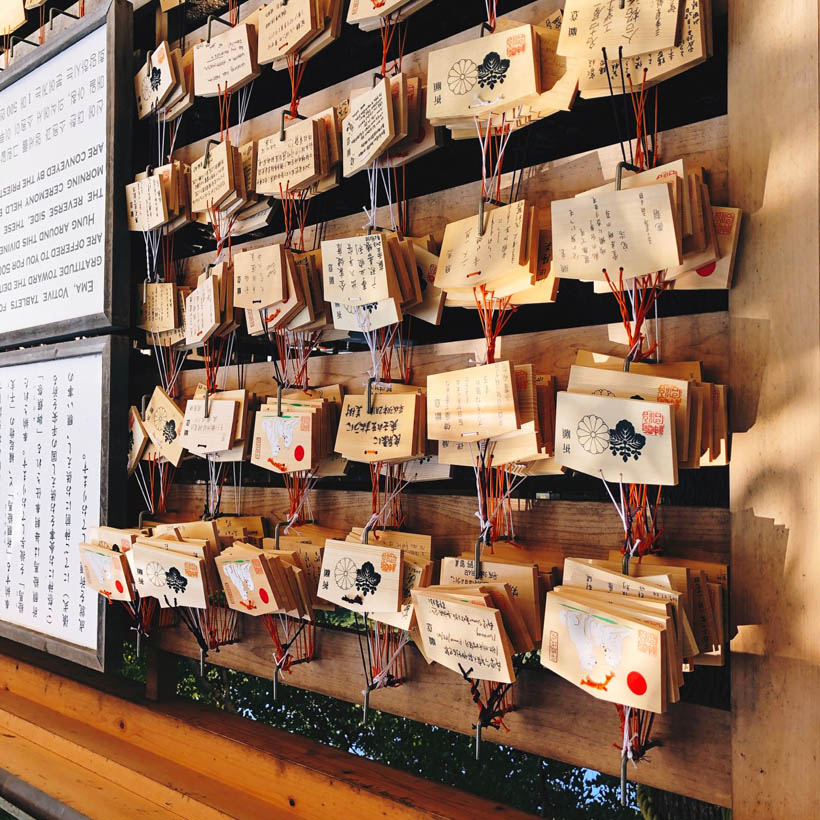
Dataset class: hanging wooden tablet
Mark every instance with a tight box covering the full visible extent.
[574,0,708,97]
[257,0,320,64]
[551,185,681,280]
[78,544,136,603]
[426,25,541,122]
[555,391,678,485]
[143,386,186,467]
[180,398,239,454]
[321,233,393,304]
[342,78,395,177]
[131,542,209,609]
[435,200,528,289]
[134,41,177,119]
[318,540,403,613]
[558,0,684,59]
[193,22,259,97]
[125,175,168,231]
[136,282,178,332]
[127,406,149,476]
[335,393,420,463]
[251,408,317,473]
[184,275,221,346]
[233,243,287,309]
[567,365,691,462]
[256,117,324,194]
[190,140,235,213]
[427,361,520,442]
[411,588,516,683]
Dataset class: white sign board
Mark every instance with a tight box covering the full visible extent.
[0,25,107,337]
[0,351,103,650]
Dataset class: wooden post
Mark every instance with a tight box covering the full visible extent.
[145,644,178,702]
[728,2,820,816]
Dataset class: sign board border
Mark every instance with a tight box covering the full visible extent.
[0,335,129,670]
[0,0,133,351]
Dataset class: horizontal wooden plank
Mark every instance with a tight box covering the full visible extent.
[166,484,729,565]
[0,653,536,819]
[155,621,731,808]
[176,116,728,276]
[176,311,730,397]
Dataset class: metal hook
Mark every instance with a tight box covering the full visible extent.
[48,7,79,30]
[202,139,222,169]
[615,160,641,191]
[206,14,234,44]
[475,722,482,759]
[280,108,307,141]
[10,36,40,58]
[480,21,495,37]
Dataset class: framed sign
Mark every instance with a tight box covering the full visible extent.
[0,336,128,670]
[0,0,132,349]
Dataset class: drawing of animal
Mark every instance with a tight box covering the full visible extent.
[85,552,113,585]
[261,416,299,457]
[224,562,255,604]
[560,608,632,674]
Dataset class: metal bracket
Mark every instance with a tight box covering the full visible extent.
[203,139,222,169]
[49,7,80,30]
[206,14,234,44]
[10,36,40,58]
[280,108,307,140]
[477,195,505,238]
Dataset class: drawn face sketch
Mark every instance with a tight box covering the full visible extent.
[561,609,598,673]
[261,415,299,457]
[224,562,255,603]
[586,617,632,671]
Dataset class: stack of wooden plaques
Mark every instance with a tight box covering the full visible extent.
[180,387,252,463]
[345,0,432,31]
[426,21,577,139]
[434,363,557,469]
[562,0,713,99]
[335,386,427,464]
[541,551,727,713]
[250,386,341,474]
[126,162,193,235]
[256,107,341,197]
[257,0,339,66]
[435,200,558,305]
[182,262,240,347]
[410,583,524,684]
[193,22,259,97]
[217,540,319,619]
[129,529,222,610]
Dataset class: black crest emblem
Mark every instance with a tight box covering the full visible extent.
[165,567,188,594]
[477,52,510,90]
[162,419,177,444]
[149,66,162,92]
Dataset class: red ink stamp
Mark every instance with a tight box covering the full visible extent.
[657,383,683,408]
[638,629,658,656]
[642,410,665,436]
[506,33,526,57]
[381,552,397,573]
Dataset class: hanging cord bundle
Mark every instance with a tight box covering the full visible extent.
[488,465,521,542]
[458,662,515,760]
[120,587,158,658]
[134,451,176,518]
[355,612,410,723]
[196,589,240,655]
[469,112,519,365]
[285,50,307,122]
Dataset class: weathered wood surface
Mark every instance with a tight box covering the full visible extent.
[155,620,731,808]
[167,484,729,566]
[0,653,534,819]
[177,311,730,396]
[727,1,820,817]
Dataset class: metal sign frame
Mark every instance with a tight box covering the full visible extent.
[0,0,132,350]
[0,335,128,670]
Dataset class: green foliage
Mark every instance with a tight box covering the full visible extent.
[173,655,640,820]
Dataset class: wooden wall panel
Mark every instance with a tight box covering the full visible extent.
[155,622,731,808]
[727,1,820,817]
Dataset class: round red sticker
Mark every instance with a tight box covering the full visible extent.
[696,262,716,278]
[259,588,269,604]
[115,580,124,594]
[294,445,305,462]
[627,671,647,696]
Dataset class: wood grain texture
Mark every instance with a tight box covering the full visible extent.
[154,620,731,808]
[177,311,730,396]
[166,484,729,565]
[0,653,536,819]
[728,1,820,817]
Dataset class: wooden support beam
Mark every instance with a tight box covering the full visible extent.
[176,311,730,398]
[0,653,534,819]
[154,621,731,808]
[728,1,820,817]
